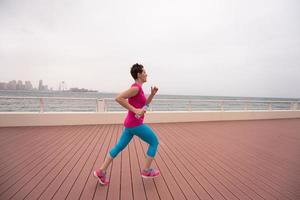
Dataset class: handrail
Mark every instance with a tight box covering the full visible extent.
[100,97,298,103]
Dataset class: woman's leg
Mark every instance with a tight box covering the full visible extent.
[100,127,133,172]
[99,154,113,173]
[132,124,159,170]
[144,156,154,170]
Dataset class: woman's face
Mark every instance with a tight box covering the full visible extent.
[138,69,148,82]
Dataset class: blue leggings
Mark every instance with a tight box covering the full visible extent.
[109,124,159,158]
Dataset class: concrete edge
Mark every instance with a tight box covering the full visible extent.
[1,110,300,127]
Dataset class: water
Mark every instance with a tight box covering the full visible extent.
[0,90,299,112]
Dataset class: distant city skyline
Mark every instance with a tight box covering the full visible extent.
[0,79,52,91]
[0,79,97,92]
[1,0,300,98]
[1,78,300,99]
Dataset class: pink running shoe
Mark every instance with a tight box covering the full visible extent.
[141,168,160,178]
[93,170,109,185]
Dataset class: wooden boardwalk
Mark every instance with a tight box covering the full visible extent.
[0,119,299,200]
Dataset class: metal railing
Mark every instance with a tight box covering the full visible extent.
[98,98,299,112]
[0,96,298,112]
[0,96,98,112]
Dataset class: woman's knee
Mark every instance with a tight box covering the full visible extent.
[148,128,159,152]
[151,133,159,146]
[147,144,158,157]
[147,138,159,157]
[110,143,126,158]
[110,128,133,158]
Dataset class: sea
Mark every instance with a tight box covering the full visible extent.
[0,90,299,112]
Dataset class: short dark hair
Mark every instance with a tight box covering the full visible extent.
[130,63,144,80]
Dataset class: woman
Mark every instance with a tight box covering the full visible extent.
[93,63,160,185]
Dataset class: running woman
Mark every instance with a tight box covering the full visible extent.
[94,63,160,185]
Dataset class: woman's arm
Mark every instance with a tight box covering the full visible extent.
[146,94,155,105]
[115,87,145,115]
[146,86,158,105]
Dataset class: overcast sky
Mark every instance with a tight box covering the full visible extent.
[0,0,299,98]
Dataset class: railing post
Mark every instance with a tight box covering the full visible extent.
[290,102,298,110]
[220,101,224,111]
[290,102,293,110]
[104,99,108,112]
[96,99,99,112]
[244,103,248,111]
[188,100,192,111]
[39,98,44,113]
[268,103,272,111]
[97,99,105,112]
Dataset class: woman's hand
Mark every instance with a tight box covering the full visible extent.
[134,108,146,116]
[151,86,158,96]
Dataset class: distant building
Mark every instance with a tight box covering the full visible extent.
[7,80,17,90]
[38,80,43,91]
[70,87,88,92]
[25,81,33,90]
[16,80,22,90]
[0,82,7,90]
[59,81,67,91]
[0,80,51,91]
[69,87,98,92]
[16,80,26,90]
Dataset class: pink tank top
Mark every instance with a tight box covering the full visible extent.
[124,82,147,128]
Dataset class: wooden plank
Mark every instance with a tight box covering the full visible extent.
[133,136,160,200]
[221,122,300,198]
[151,128,200,200]
[50,125,105,200]
[162,122,263,200]
[156,124,252,200]
[215,121,299,173]
[128,131,147,200]
[10,125,97,200]
[0,125,92,200]
[176,122,292,200]
[0,126,36,147]
[93,124,119,200]
[78,124,114,200]
[0,127,57,158]
[137,127,174,200]
[106,125,122,200]
[0,126,73,177]
[0,119,299,200]
[213,122,300,190]
[120,125,134,200]
[0,126,42,163]
[183,121,299,199]
[0,126,76,183]
[37,125,99,200]
[154,124,227,200]
[166,122,265,200]
[176,122,280,200]
[138,126,186,200]
[64,125,108,200]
